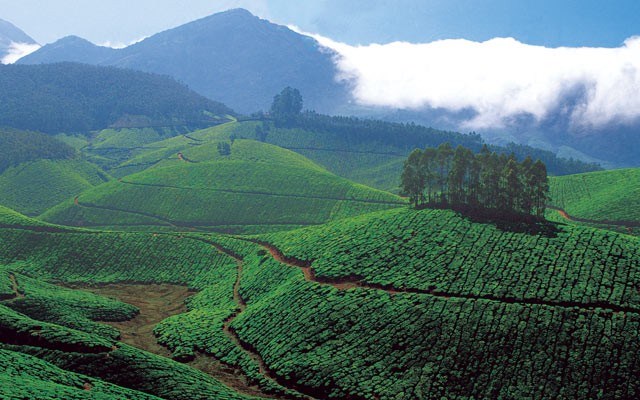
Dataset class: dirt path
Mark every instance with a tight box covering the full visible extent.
[249,239,640,315]
[548,206,639,230]
[84,283,288,399]
[9,274,22,298]
[203,242,316,400]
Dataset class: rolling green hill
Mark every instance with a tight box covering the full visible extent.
[550,168,640,225]
[2,207,640,399]
[41,139,404,232]
[0,128,75,173]
[0,159,111,216]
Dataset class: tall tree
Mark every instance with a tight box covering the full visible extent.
[270,87,303,122]
[531,160,549,217]
[401,149,425,207]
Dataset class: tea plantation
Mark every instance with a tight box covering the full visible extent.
[550,168,640,224]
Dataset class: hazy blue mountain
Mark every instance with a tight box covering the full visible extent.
[20,9,350,114]
[0,18,38,62]
[20,35,115,65]
[0,62,234,134]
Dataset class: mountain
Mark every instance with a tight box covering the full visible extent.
[18,35,114,64]
[0,18,39,63]
[0,63,234,134]
[19,9,350,114]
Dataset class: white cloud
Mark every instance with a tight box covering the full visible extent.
[1,42,41,64]
[291,26,640,130]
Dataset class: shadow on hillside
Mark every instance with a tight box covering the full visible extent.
[419,204,563,238]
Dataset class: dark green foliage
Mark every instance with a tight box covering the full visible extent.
[4,273,137,340]
[0,128,75,173]
[217,142,231,156]
[0,349,162,400]
[270,87,303,122]
[0,63,234,134]
[216,225,640,400]
[489,142,602,176]
[401,144,549,217]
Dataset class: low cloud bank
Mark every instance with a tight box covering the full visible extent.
[1,42,41,64]
[292,26,640,130]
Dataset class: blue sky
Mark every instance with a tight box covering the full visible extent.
[1,0,639,47]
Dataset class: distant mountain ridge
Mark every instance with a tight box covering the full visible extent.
[0,62,234,134]
[20,9,350,114]
[0,18,39,63]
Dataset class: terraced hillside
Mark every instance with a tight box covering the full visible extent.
[41,139,403,232]
[0,217,300,399]
[2,206,640,399]
[550,168,640,226]
[0,159,111,216]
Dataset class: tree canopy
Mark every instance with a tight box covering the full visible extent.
[401,143,549,218]
[270,87,303,121]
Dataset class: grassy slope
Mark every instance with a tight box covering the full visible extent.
[0,226,300,398]
[0,159,111,216]
[3,208,640,398]
[41,139,404,232]
[550,168,640,223]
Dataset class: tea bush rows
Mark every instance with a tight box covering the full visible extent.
[266,208,640,309]
[550,168,640,222]
[0,349,161,400]
[0,230,230,287]
[4,272,138,340]
[219,237,640,399]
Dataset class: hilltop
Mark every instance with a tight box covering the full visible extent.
[41,138,403,232]
[0,18,38,63]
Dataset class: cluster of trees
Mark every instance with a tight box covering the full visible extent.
[401,143,549,218]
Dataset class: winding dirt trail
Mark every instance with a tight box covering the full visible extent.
[208,242,317,400]
[249,239,640,315]
[548,206,639,230]
[83,283,285,399]
[9,274,23,298]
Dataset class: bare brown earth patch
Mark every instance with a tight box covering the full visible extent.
[81,283,287,399]
[84,284,193,356]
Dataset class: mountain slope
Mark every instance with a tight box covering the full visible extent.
[0,18,39,63]
[19,9,349,114]
[0,63,234,134]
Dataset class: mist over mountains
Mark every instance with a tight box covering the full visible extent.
[0,18,40,64]
[10,8,640,168]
